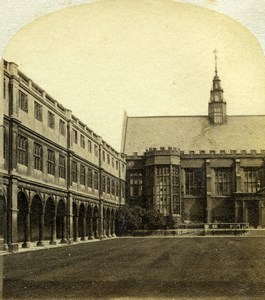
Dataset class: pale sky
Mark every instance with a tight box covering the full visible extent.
[1,0,265,151]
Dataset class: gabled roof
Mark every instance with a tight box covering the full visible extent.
[122,115,265,155]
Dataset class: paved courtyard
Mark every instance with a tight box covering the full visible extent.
[2,237,265,299]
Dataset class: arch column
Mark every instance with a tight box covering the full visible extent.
[22,210,31,248]
[37,212,45,246]
[81,214,87,241]
[112,212,116,237]
[73,215,79,242]
[50,213,57,245]
[89,216,94,239]
[60,215,67,244]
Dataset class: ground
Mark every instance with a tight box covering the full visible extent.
[2,237,265,299]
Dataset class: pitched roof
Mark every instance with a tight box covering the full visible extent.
[122,115,265,155]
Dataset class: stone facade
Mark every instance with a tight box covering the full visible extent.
[123,62,265,228]
[0,60,126,251]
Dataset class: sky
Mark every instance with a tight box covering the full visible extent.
[1,0,265,151]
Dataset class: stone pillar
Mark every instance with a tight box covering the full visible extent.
[242,201,248,223]
[99,200,104,239]
[234,201,239,223]
[22,211,31,248]
[89,216,94,239]
[50,214,57,245]
[73,216,79,242]
[60,216,67,244]
[81,215,87,241]
[67,193,73,244]
[107,216,111,237]
[103,216,107,238]
[37,213,44,246]
[8,177,19,251]
[206,159,212,223]
[112,213,116,237]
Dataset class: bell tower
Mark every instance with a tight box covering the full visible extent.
[208,50,227,124]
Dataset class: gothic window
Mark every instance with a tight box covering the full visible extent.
[34,143,43,171]
[59,120,66,136]
[94,171,99,190]
[48,111,55,129]
[102,175,106,192]
[87,168,92,187]
[47,149,55,175]
[111,179,115,195]
[17,135,28,166]
[80,135,85,148]
[87,140,92,153]
[156,166,170,215]
[71,161,77,183]
[80,165,85,185]
[129,171,143,197]
[73,129,78,144]
[115,181,119,197]
[172,166,180,215]
[34,101,42,121]
[19,91,28,112]
[107,177,111,194]
[214,168,234,195]
[59,155,66,179]
[244,169,260,193]
[185,168,204,196]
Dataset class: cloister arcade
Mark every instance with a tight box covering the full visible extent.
[0,188,117,251]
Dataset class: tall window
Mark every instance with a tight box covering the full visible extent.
[115,181,119,197]
[156,166,170,215]
[72,161,77,183]
[121,182,125,198]
[129,171,143,197]
[215,168,234,195]
[94,171,99,190]
[87,140,92,153]
[102,151,106,162]
[87,168,92,187]
[19,91,28,112]
[107,177,111,194]
[107,154,110,165]
[111,179,115,195]
[17,135,28,166]
[111,157,114,168]
[244,169,260,193]
[73,129,78,144]
[185,168,204,196]
[94,145,99,157]
[59,120,66,136]
[80,165,85,185]
[47,149,55,175]
[102,175,106,192]
[172,166,180,215]
[59,154,66,179]
[48,111,55,129]
[80,135,85,148]
[34,101,42,121]
[34,143,43,170]
[116,160,119,170]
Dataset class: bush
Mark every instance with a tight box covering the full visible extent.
[116,205,176,235]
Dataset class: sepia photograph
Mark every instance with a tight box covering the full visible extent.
[1,0,265,299]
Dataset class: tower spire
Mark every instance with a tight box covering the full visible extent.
[208,49,227,124]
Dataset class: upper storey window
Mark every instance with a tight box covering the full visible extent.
[48,111,55,129]
[185,168,205,196]
[3,78,6,99]
[19,91,28,112]
[34,101,42,121]
[17,135,28,166]
[87,140,92,153]
[34,143,43,171]
[59,120,66,136]
[243,169,261,193]
[80,135,85,148]
[214,168,234,195]
[73,129,78,144]
[94,145,99,157]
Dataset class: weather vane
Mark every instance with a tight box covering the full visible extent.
[213,49,218,74]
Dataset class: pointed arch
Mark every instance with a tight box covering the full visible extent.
[17,191,29,244]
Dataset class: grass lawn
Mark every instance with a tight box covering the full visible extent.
[2,237,265,299]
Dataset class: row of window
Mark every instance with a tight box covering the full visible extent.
[17,135,125,196]
[126,168,264,197]
[17,90,124,171]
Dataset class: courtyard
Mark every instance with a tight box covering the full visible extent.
[2,237,265,299]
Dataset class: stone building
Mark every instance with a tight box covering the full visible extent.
[0,60,126,251]
[122,61,265,228]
